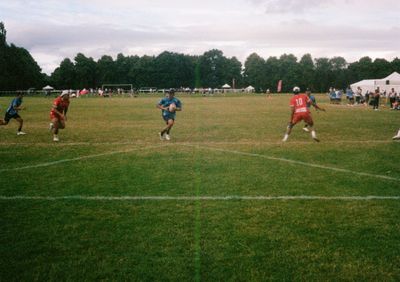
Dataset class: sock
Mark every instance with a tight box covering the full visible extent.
[283,134,289,141]
[311,130,317,139]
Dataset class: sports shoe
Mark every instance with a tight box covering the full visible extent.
[17,131,27,135]
[393,135,400,140]
[49,123,54,131]
[302,127,310,132]
[159,132,164,140]
[53,135,59,142]
[165,134,171,141]
[312,137,320,142]
[282,134,289,142]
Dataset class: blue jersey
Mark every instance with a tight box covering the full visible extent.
[158,97,182,119]
[307,95,316,108]
[6,97,22,115]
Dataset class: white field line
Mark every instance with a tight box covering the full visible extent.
[0,144,168,173]
[0,140,396,146]
[182,144,400,182]
[0,195,399,201]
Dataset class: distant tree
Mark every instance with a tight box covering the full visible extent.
[51,58,76,89]
[314,58,333,92]
[243,53,266,90]
[97,55,116,85]
[198,49,228,88]
[299,54,315,91]
[74,53,97,89]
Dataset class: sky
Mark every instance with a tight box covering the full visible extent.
[1,0,400,74]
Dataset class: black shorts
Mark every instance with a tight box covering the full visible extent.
[4,112,20,123]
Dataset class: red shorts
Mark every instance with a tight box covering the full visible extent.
[50,112,63,120]
[292,112,313,125]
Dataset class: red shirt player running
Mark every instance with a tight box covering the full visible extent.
[49,91,70,142]
[282,86,325,142]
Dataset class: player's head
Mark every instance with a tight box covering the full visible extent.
[306,88,311,96]
[167,89,175,99]
[60,90,70,99]
[293,86,300,95]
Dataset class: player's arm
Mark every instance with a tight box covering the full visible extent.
[63,107,68,120]
[13,101,25,111]
[52,104,64,117]
[312,102,325,112]
[156,103,168,111]
[175,101,182,111]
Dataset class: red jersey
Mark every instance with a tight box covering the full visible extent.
[50,97,70,116]
[290,94,311,114]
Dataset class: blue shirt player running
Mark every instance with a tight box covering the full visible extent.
[303,88,325,132]
[0,92,26,135]
[157,89,182,141]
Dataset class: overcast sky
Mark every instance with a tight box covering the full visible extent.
[1,0,399,74]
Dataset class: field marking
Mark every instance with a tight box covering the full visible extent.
[0,144,168,173]
[182,144,400,182]
[0,195,399,201]
[0,140,396,146]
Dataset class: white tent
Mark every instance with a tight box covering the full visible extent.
[222,84,231,89]
[245,85,255,93]
[351,72,400,93]
[42,85,54,90]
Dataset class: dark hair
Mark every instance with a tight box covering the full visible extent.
[168,89,175,95]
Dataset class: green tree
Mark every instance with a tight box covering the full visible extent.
[74,53,97,88]
[243,53,266,90]
[299,54,315,91]
[97,55,116,85]
[51,58,76,89]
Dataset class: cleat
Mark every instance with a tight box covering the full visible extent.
[312,137,320,142]
[53,135,59,142]
[165,134,171,141]
[49,123,54,131]
[393,135,400,140]
[17,131,27,135]
[159,132,164,140]
[302,127,310,132]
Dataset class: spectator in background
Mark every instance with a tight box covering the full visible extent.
[346,86,354,105]
[372,88,380,111]
[389,88,397,109]
[355,87,362,104]
[365,90,370,106]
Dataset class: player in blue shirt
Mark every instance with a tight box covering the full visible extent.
[156,89,182,140]
[303,89,325,132]
[0,93,26,135]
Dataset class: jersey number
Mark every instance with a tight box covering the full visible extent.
[295,99,303,106]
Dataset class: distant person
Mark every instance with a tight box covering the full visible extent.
[0,92,27,135]
[355,86,362,104]
[49,91,70,142]
[346,87,354,105]
[303,88,325,132]
[157,89,182,141]
[389,88,397,109]
[372,88,380,111]
[365,90,370,106]
[282,86,325,142]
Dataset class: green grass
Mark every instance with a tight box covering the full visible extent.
[0,94,399,281]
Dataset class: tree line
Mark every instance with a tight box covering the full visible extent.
[1,22,400,92]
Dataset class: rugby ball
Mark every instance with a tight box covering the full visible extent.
[169,103,176,112]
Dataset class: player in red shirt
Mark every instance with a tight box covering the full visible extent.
[282,86,325,142]
[49,91,70,142]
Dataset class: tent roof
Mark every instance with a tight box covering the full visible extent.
[245,85,255,90]
[382,72,400,81]
[42,85,54,90]
[222,84,231,88]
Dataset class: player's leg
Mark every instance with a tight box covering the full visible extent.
[303,123,309,132]
[51,117,61,141]
[15,116,26,135]
[163,119,174,140]
[283,115,299,142]
[0,113,11,126]
[393,128,400,140]
[304,116,319,142]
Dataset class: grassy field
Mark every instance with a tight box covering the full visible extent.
[0,94,399,281]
